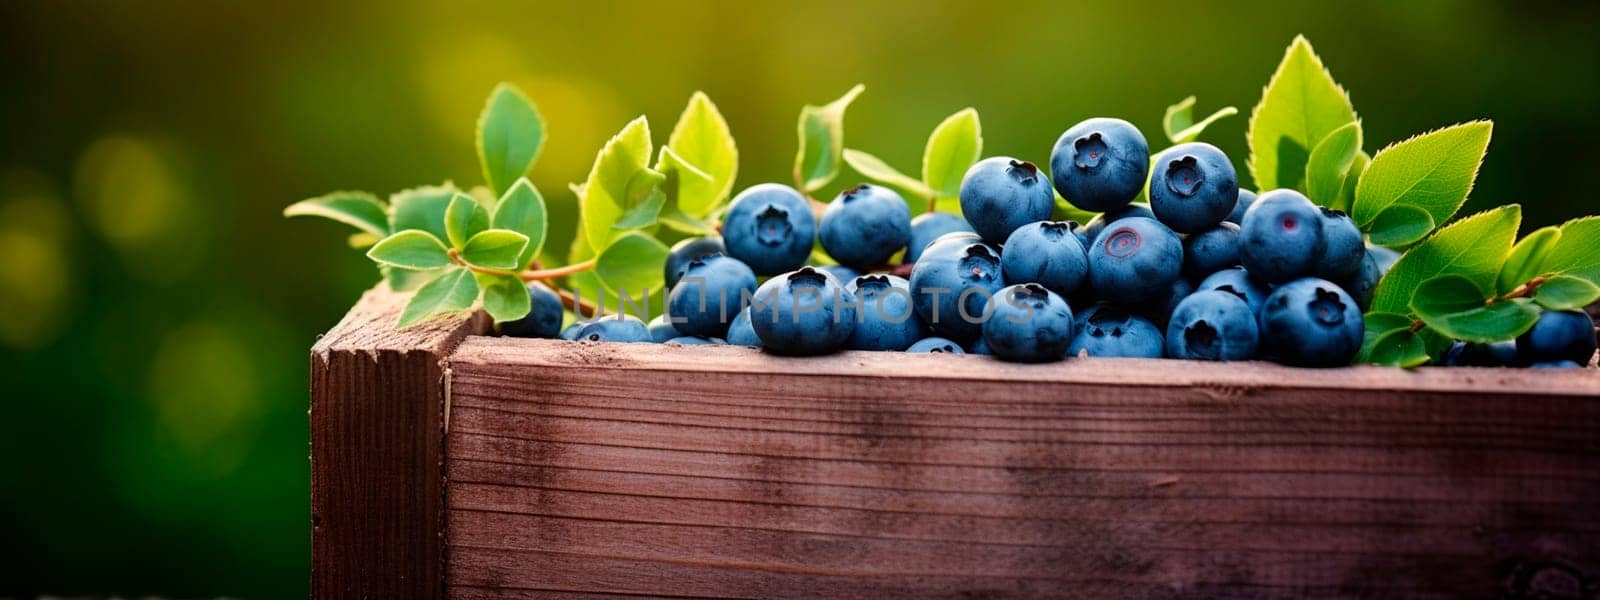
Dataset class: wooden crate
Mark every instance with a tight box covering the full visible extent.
[311,286,1600,598]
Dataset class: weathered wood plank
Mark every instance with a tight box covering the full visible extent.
[310,285,489,598]
[444,339,1600,598]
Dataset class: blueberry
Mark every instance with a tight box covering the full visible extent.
[1197,266,1270,314]
[818,264,862,283]
[559,322,583,340]
[1316,209,1365,279]
[845,274,925,351]
[1067,306,1163,358]
[958,157,1056,244]
[647,314,680,343]
[1142,276,1195,330]
[908,236,1006,343]
[497,282,564,339]
[907,337,966,354]
[725,306,761,347]
[1166,290,1259,361]
[1225,189,1257,225]
[1080,203,1156,246]
[981,283,1075,363]
[1366,244,1401,273]
[906,212,974,263]
[1516,309,1597,365]
[1182,222,1241,279]
[968,337,992,355]
[663,236,725,289]
[722,183,816,275]
[1339,250,1381,311]
[1442,340,1519,367]
[666,253,757,338]
[820,183,912,270]
[665,336,726,345]
[1258,278,1363,367]
[1148,142,1239,234]
[575,315,652,343]
[1050,117,1150,212]
[750,267,857,355]
[1531,360,1584,369]
[1239,189,1326,284]
[1086,216,1183,305]
[1001,221,1089,297]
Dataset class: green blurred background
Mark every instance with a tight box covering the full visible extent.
[2,0,1596,595]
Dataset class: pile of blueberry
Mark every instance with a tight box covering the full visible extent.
[505,117,1597,368]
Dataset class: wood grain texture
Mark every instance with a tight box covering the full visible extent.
[311,285,489,598]
[444,339,1600,598]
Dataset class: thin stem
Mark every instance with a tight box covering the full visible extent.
[926,194,937,215]
[447,249,520,278]
[519,258,597,282]
[1497,276,1547,303]
[558,288,600,318]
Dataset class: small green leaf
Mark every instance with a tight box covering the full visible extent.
[656,146,714,186]
[382,265,442,292]
[367,230,452,270]
[1365,204,1435,248]
[1539,216,1600,283]
[1305,122,1362,207]
[1370,205,1521,315]
[612,188,666,230]
[1418,298,1539,343]
[1411,274,1492,317]
[491,178,547,270]
[843,149,934,198]
[666,92,738,217]
[1164,97,1238,145]
[477,273,531,323]
[1334,150,1369,213]
[594,231,670,296]
[1246,36,1358,191]
[476,83,546,197]
[580,116,654,252]
[388,184,458,243]
[444,193,488,249]
[922,108,982,200]
[1362,329,1431,368]
[347,232,381,249]
[1351,121,1492,230]
[283,191,388,237]
[1497,226,1560,294]
[794,84,865,193]
[459,229,529,270]
[1534,275,1600,311]
[658,209,718,236]
[397,268,478,329]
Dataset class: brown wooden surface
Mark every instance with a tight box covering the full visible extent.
[443,339,1600,599]
[311,286,490,598]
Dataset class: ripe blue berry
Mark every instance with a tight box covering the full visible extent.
[1148,142,1239,234]
[722,183,816,275]
[845,274,925,351]
[1316,209,1365,279]
[1067,306,1163,358]
[907,337,966,354]
[1086,217,1183,304]
[1239,189,1327,284]
[1367,244,1401,273]
[1050,117,1150,212]
[1532,360,1584,369]
[725,306,761,348]
[1442,340,1519,367]
[559,322,582,340]
[1182,222,1241,279]
[750,267,857,355]
[497,282,564,339]
[968,337,992,355]
[818,264,862,284]
[1516,309,1597,365]
[1142,276,1196,330]
[1197,266,1270,314]
[1080,203,1155,246]
[1001,221,1089,297]
[667,253,757,338]
[1225,189,1257,225]
[1166,290,1259,361]
[981,283,1075,363]
[665,336,726,345]
[820,183,912,270]
[1339,250,1381,310]
[647,314,680,343]
[663,236,725,289]
[1258,278,1363,367]
[958,157,1055,244]
[906,212,975,263]
[908,236,1006,343]
[575,316,652,343]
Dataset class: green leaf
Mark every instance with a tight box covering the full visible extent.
[459,229,529,270]
[650,146,713,233]
[1305,122,1362,207]
[612,187,666,230]
[1539,216,1600,283]
[1163,96,1238,145]
[794,84,865,193]
[388,183,458,243]
[1362,329,1431,368]
[491,178,547,270]
[656,145,714,186]
[580,116,654,252]
[444,193,489,249]
[347,232,382,249]
[1351,121,1492,230]
[382,265,442,292]
[397,268,478,329]
[1365,204,1435,248]
[1411,274,1492,317]
[1534,275,1600,311]
[367,230,452,270]
[1360,311,1417,353]
[1246,35,1358,191]
[1370,205,1521,315]
[477,273,531,323]
[1419,298,1539,343]
[476,83,546,197]
[922,108,982,199]
[1334,150,1369,213]
[594,231,669,297]
[283,191,388,237]
[665,92,738,217]
[1497,226,1560,294]
[843,149,934,198]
